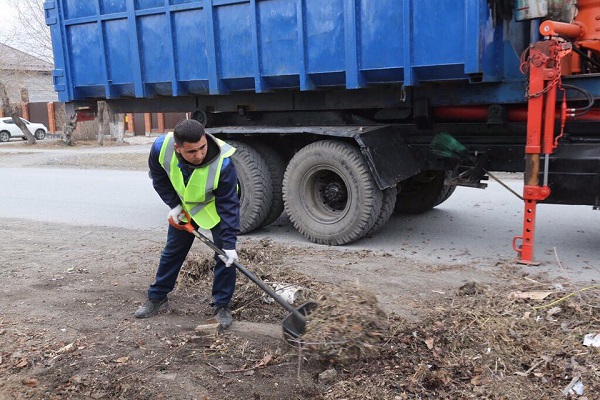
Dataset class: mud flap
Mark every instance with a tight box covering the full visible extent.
[354,125,421,190]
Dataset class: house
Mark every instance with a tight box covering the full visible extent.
[0,43,58,130]
[0,43,56,104]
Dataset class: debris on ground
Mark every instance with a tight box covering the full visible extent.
[583,333,600,347]
[174,241,600,398]
[3,222,599,399]
[318,280,600,399]
[299,283,389,366]
[177,238,324,323]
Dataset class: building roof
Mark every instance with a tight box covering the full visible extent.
[0,43,53,72]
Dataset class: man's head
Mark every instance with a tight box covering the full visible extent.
[173,119,208,166]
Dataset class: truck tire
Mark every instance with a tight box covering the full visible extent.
[192,108,213,127]
[366,185,398,236]
[283,140,383,245]
[394,170,456,214]
[229,140,273,234]
[252,142,286,228]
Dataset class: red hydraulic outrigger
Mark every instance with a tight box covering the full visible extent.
[513,39,570,265]
[514,1,600,264]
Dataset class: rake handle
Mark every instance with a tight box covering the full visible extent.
[168,212,306,322]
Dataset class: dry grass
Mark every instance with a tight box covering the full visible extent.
[320,281,600,399]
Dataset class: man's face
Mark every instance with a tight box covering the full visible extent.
[174,135,208,165]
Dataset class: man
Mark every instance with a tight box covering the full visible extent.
[134,119,240,329]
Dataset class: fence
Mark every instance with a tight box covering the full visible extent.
[1,101,187,138]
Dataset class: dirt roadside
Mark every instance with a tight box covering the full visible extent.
[1,139,598,399]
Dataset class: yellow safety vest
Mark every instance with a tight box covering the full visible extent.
[158,132,235,229]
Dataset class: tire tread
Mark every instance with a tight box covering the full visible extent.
[283,140,382,245]
[229,140,273,234]
[252,142,286,228]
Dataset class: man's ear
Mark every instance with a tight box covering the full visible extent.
[174,142,180,154]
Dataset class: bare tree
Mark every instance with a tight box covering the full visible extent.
[6,0,53,65]
[110,111,126,144]
[0,76,36,144]
[97,101,126,145]
[0,0,54,144]
[97,101,109,146]
[62,113,76,146]
[0,82,35,144]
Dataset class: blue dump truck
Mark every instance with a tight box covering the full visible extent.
[45,0,599,263]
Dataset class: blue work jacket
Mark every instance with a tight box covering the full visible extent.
[148,134,239,249]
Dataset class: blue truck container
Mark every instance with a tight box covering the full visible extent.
[45,0,600,263]
[46,0,526,103]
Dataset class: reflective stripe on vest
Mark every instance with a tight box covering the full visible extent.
[158,132,235,229]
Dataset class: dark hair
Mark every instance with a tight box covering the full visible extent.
[173,119,205,145]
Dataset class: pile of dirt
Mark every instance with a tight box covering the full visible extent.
[299,283,389,366]
[177,241,599,398]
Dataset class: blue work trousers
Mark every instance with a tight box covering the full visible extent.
[147,223,236,306]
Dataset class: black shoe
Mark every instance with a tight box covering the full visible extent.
[213,304,233,329]
[134,297,168,319]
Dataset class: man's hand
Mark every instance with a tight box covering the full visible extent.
[167,204,183,223]
[218,249,238,268]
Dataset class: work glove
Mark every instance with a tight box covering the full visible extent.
[218,249,238,268]
[167,204,183,224]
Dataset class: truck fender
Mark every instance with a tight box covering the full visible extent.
[353,125,421,190]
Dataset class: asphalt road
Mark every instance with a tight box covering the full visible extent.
[1,167,598,282]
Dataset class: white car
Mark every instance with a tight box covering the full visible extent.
[0,117,48,141]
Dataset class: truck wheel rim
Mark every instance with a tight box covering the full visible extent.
[299,165,350,224]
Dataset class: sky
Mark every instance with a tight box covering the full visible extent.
[0,0,18,38]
